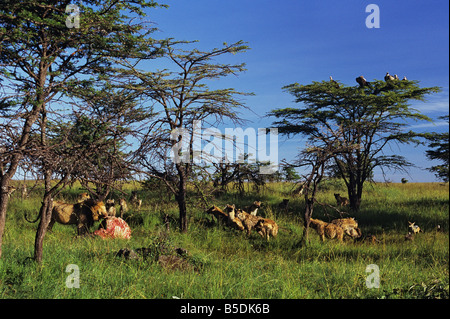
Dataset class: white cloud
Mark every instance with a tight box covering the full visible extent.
[412,88,449,113]
[414,100,449,113]
[409,120,449,129]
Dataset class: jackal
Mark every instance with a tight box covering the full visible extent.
[408,221,422,234]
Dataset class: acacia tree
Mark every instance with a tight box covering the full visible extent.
[25,113,118,260]
[211,155,270,195]
[0,0,164,260]
[66,84,146,200]
[121,40,251,232]
[425,115,449,182]
[297,147,329,245]
[289,125,352,246]
[270,77,440,211]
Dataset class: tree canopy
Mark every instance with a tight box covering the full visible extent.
[116,40,251,232]
[425,115,449,182]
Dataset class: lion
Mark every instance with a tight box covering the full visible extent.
[77,192,90,203]
[25,199,108,235]
[331,217,362,239]
[309,218,344,242]
[334,193,349,207]
[254,217,279,241]
[224,204,245,231]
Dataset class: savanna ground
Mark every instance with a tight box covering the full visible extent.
[0,180,448,299]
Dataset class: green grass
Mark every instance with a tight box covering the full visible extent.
[0,181,448,299]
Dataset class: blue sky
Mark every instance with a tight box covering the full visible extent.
[146,0,449,182]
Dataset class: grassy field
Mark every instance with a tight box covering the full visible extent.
[0,181,448,299]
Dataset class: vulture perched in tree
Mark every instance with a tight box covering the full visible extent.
[356,75,369,87]
[329,76,339,87]
[384,72,395,81]
[394,74,399,80]
[402,76,408,81]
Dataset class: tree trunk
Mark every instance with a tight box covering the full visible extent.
[0,181,10,259]
[177,191,188,233]
[33,170,71,263]
[34,195,53,263]
[0,106,42,258]
[300,198,314,246]
[34,107,52,263]
[345,175,357,212]
[348,183,362,212]
[176,163,188,233]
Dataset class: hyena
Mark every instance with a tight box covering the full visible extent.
[206,205,228,225]
[130,191,142,211]
[331,218,362,239]
[119,198,128,218]
[254,218,279,241]
[224,204,245,231]
[235,209,262,235]
[334,193,349,207]
[244,201,262,216]
[309,218,344,242]
[278,199,289,212]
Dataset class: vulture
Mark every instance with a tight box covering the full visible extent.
[384,72,395,81]
[394,74,399,80]
[329,76,339,87]
[356,75,369,87]
[402,76,408,81]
